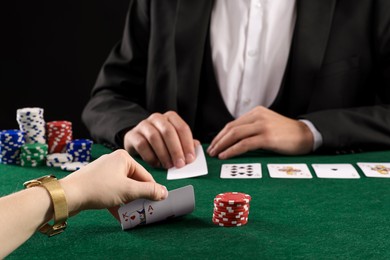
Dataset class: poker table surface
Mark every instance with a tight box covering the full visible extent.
[2,144,390,259]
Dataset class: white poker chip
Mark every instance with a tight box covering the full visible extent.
[60,162,89,172]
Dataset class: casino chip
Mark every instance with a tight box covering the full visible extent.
[16,107,46,144]
[61,162,89,172]
[66,139,93,163]
[46,153,73,167]
[212,192,251,227]
[46,121,73,154]
[0,130,26,165]
[20,143,48,167]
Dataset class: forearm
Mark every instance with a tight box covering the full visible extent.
[301,105,390,151]
[0,187,53,258]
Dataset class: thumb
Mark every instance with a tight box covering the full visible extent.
[129,180,168,202]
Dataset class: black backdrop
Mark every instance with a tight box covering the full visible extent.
[0,1,130,138]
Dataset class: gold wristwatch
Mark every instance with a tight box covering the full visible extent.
[24,175,68,236]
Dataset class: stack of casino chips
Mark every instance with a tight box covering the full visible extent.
[66,139,93,162]
[212,192,251,227]
[16,107,46,144]
[46,121,73,153]
[0,130,25,165]
[46,153,73,167]
[20,143,48,167]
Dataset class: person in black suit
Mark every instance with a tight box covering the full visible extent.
[83,0,390,169]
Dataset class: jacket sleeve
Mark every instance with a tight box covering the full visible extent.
[301,0,390,153]
[82,0,151,148]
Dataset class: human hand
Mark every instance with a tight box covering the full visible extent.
[59,150,168,218]
[123,111,199,169]
[207,106,314,159]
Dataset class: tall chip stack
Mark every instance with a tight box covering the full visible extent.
[16,107,46,144]
[20,143,48,167]
[212,192,251,227]
[46,121,73,153]
[66,139,93,162]
[0,130,25,165]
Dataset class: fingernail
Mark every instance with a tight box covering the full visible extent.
[207,146,213,153]
[185,153,195,163]
[175,158,185,168]
[160,186,168,200]
[209,148,215,157]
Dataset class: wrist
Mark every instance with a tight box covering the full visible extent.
[59,178,82,216]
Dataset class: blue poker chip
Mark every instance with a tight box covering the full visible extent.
[60,162,89,172]
[0,130,26,165]
[66,139,93,162]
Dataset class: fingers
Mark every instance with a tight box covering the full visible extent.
[126,180,168,202]
[124,111,195,169]
[108,206,120,222]
[208,124,260,157]
[124,130,161,168]
[125,152,156,183]
[165,112,196,165]
[218,136,261,159]
[150,113,185,168]
[208,107,260,152]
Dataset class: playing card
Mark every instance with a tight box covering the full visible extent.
[267,164,312,179]
[118,199,147,230]
[167,145,208,180]
[220,163,262,179]
[357,163,390,178]
[312,164,360,179]
[144,185,195,224]
[118,185,195,230]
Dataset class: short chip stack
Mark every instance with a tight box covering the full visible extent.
[66,139,93,162]
[212,192,251,227]
[0,130,25,165]
[46,153,73,167]
[20,143,48,167]
[16,107,46,144]
[46,121,73,153]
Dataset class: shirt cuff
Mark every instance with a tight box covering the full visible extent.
[299,119,323,151]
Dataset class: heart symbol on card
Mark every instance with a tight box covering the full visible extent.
[130,215,136,220]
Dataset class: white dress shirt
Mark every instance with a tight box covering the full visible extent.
[210,0,322,150]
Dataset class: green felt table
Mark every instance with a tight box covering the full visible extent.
[2,144,390,259]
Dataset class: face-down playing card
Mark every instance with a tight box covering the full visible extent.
[220,163,262,179]
[118,185,195,230]
[167,145,208,180]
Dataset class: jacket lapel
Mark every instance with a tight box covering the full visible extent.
[277,0,337,115]
[174,0,214,128]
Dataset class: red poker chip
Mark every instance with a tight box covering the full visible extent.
[212,215,249,222]
[215,192,251,205]
[213,211,249,219]
[214,201,247,208]
[213,205,250,213]
[46,121,73,154]
[213,221,248,227]
[212,213,249,221]
[212,217,248,226]
[213,209,248,215]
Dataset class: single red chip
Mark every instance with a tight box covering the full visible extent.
[215,192,251,205]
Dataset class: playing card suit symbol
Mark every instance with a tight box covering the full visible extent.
[149,212,153,215]
[331,168,338,171]
[130,215,136,220]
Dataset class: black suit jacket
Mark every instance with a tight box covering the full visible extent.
[83,0,390,153]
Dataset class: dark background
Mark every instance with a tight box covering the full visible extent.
[0,0,130,138]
